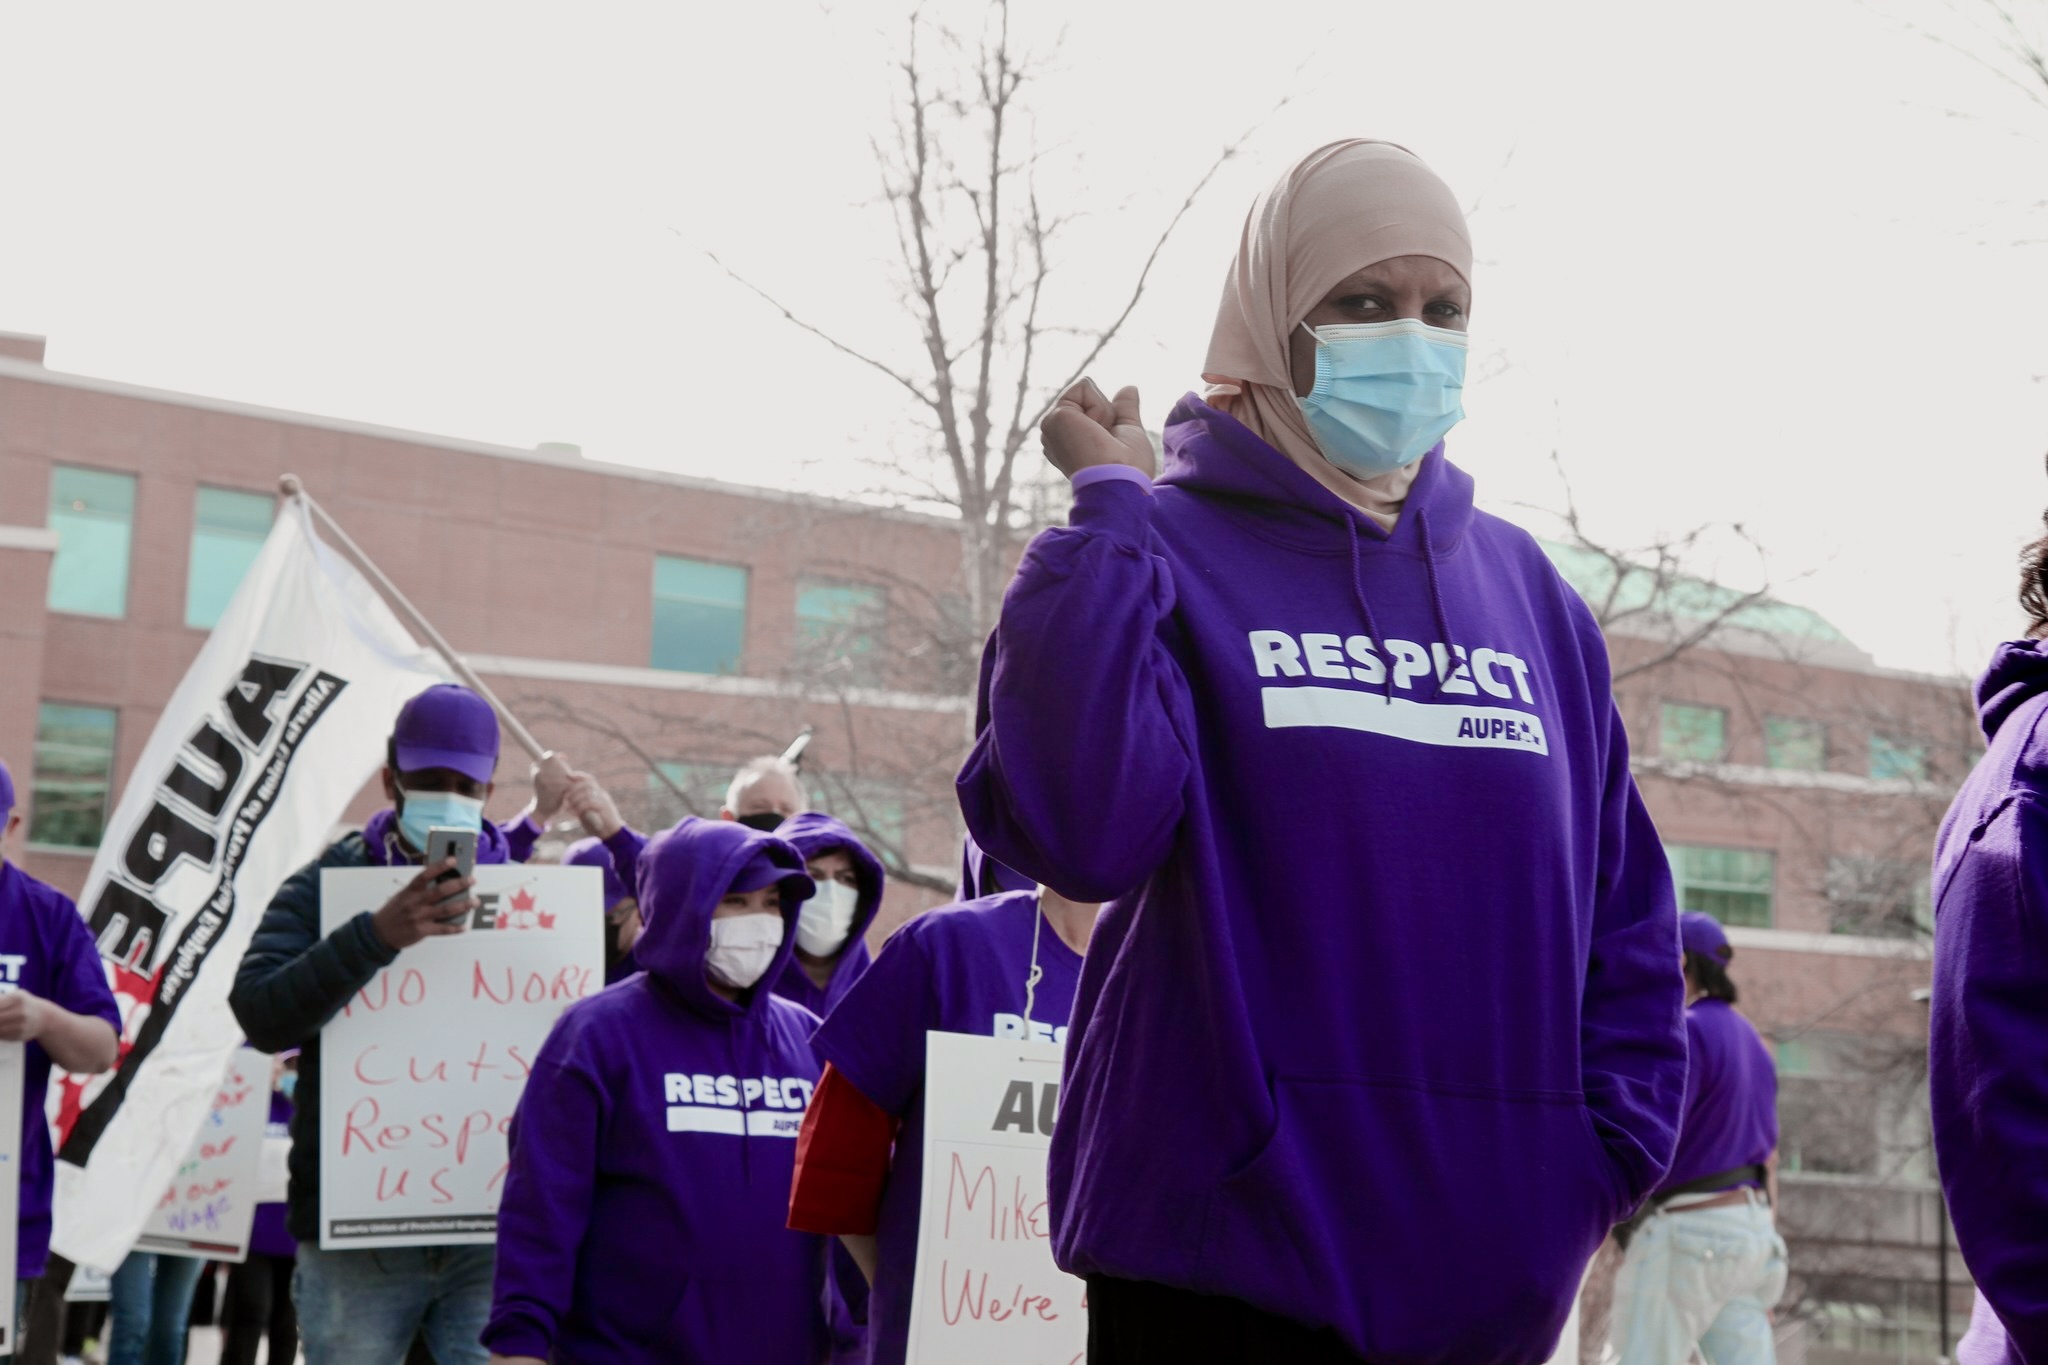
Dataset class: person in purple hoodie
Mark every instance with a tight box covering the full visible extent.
[1928,522,2048,1364]
[482,817,830,1365]
[788,871,1098,1365]
[1610,913,1784,1365]
[957,139,1688,1362]
[0,758,121,1351]
[775,814,886,1365]
[774,813,886,1017]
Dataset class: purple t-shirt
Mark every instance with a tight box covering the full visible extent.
[810,892,1083,1365]
[0,861,122,1278]
[1658,999,1778,1194]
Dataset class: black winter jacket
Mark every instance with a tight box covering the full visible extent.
[228,833,397,1242]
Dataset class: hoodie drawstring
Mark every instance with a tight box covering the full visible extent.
[1419,510,1456,699]
[1346,518,1395,700]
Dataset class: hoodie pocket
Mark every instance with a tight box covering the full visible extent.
[1192,1074,1616,1359]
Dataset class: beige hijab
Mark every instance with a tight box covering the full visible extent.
[1203,140,1473,476]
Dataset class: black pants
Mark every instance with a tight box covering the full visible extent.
[219,1254,296,1365]
[1087,1276,1366,1363]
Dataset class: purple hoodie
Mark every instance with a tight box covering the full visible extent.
[810,891,1084,1365]
[774,812,888,1364]
[0,860,122,1279]
[774,813,887,1018]
[1930,640,2048,1365]
[483,818,831,1364]
[957,396,1687,1361]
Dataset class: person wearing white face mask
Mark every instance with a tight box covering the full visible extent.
[773,813,887,1017]
[958,140,1687,1361]
[483,817,832,1364]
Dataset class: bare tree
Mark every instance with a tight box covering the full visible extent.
[710,1,1275,664]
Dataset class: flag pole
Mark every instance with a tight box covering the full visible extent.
[278,474,550,763]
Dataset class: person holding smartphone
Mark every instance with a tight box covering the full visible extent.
[229,684,517,1365]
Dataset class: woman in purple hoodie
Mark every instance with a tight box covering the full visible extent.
[481,818,830,1364]
[1928,512,2048,1365]
[958,140,1688,1361]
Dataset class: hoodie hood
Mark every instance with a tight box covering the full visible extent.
[635,817,813,1018]
[1158,393,1474,551]
[563,835,629,910]
[777,812,886,944]
[957,832,1035,901]
[1976,638,2048,742]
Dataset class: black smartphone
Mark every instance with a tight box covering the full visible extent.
[424,826,478,920]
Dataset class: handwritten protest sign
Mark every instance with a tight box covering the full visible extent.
[319,864,599,1249]
[906,1032,1086,1365]
[0,1042,22,1351]
[134,1049,269,1262]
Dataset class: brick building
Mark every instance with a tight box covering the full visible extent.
[0,331,1976,1360]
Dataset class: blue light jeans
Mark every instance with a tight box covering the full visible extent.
[293,1243,494,1365]
[1611,1191,1789,1365]
[107,1251,208,1365]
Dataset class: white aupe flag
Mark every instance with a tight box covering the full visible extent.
[48,499,451,1272]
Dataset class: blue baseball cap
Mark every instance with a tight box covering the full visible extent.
[0,760,14,816]
[1679,911,1731,960]
[391,685,500,784]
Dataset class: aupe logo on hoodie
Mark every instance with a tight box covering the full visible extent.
[663,1072,815,1138]
[1249,630,1549,756]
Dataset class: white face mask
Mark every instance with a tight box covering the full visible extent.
[795,880,861,958]
[705,913,784,990]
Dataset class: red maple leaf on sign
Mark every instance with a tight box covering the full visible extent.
[538,910,556,930]
[510,889,536,913]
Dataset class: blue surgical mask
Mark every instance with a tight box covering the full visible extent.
[396,788,485,853]
[1296,318,1468,479]
[279,1071,298,1102]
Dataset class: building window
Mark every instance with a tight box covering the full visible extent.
[186,487,275,629]
[1764,716,1825,771]
[795,579,886,686]
[1869,733,1927,782]
[29,703,118,849]
[651,556,748,675]
[1659,703,1727,763]
[1666,844,1775,928]
[1824,856,1931,938]
[47,466,137,618]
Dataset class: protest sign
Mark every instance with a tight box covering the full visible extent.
[50,498,452,1271]
[905,1032,1086,1365]
[133,1049,270,1262]
[319,863,600,1249]
[0,1042,21,1351]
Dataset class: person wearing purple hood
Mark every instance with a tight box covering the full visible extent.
[0,759,121,1349]
[775,813,886,1365]
[562,835,642,984]
[1928,519,2048,1365]
[1609,913,1784,1365]
[774,813,886,1018]
[957,140,1688,1362]
[482,817,829,1364]
[230,684,521,1365]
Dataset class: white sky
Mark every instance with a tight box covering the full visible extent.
[4,0,2045,677]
